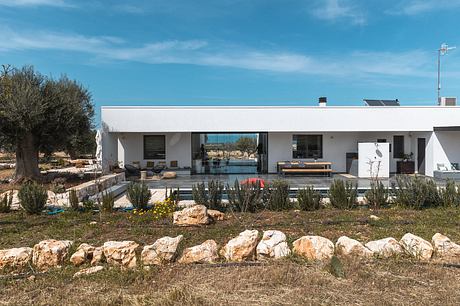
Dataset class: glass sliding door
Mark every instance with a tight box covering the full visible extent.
[191,132,268,174]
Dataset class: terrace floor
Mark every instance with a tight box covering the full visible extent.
[143,173,451,191]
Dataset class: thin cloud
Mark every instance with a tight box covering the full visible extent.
[388,0,460,15]
[0,27,438,79]
[311,0,366,25]
[0,0,73,7]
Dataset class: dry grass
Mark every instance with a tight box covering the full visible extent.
[1,208,460,305]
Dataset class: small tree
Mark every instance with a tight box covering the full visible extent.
[235,137,257,158]
[0,65,94,181]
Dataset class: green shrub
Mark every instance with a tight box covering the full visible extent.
[192,182,207,205]
[127,182,151,209]
[0,191,13,213]
[439,180,460,207]
[68,189,79,211]
[208,180,224,210]
[165,187,180,205]
[18,182,48,214]
[82,199,96,212]
[392,175,441,209]
[365,181,389,209]
[226,180,264,213]
[100,191,115,212]
[265,180,292,211]
[192,180,224,211]
[297,186,321,211]
[328,179,357,210]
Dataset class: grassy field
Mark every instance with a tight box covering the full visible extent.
[1,208,460,305]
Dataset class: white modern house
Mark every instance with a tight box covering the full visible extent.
[101,99,460,178]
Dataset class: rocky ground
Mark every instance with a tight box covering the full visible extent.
[1,208,460,305]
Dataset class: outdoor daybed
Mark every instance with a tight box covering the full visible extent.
[433,163,460,180]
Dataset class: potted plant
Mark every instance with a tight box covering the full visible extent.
[397,152,415,174]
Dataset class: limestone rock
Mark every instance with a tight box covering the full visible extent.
[400,233,433,260]
[208,209,225,221]
[32,240,73,271]
[0,247,33,272]
[335,236,372,258]
[256,230,291,260]
[91,247,104,265]
[369,215,380,221]
[365,238,403,258]
[220,230,259,262]
[178,240,219,264]
[292,236,335,261]
[141,235,183,265]
[173,205,210,226]
[70,243,103,266]
[103,241,139,269]
[432,233,460,262]
[73,265,104,278]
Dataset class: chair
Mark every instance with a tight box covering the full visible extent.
[146,161,155,169]
[170,160,178,168]
[125,164,140,176]
[132,161,141,169]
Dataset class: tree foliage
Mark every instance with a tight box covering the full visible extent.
[0,65,94,180]
[235,136,257,156]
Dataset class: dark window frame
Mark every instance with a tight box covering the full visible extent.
[393,135,404,158]
[143,135,166,160]
[292,134,323,159]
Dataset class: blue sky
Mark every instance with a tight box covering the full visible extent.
[1,0,460,123]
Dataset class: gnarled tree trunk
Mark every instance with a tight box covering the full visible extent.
[14,133,41,182]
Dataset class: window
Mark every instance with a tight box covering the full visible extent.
[292,135,323,159]
[144,135,165,159]
[393,135,404,158]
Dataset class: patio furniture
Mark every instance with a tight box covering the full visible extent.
[277,161,332,177]
[163,171,177,179]
[433,163,460,179]
[241,178,266,188]
[146,161,155,168]
[170,160,178,168]
[397,161,415,174]
[124,164,140,176]
[140,170,147,180]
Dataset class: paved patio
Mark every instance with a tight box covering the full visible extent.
[142,173,439,190]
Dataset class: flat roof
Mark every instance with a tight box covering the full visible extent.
[101,105,460,133]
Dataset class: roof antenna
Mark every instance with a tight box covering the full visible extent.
[437,43,456,104]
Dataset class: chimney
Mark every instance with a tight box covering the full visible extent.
[319,97,327,107]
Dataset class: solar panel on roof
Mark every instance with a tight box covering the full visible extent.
[364,99,400,106]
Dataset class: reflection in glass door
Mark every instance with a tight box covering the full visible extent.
[191,132,268,174]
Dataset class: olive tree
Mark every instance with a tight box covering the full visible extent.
[0,65,94,181]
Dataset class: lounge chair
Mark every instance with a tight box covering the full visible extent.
[125,164,140,177]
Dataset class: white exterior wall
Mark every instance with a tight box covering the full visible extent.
[101,106,460,176]
[116,132,191,168]
[267,132,414,173]
[102,106,460,133]
[430,132,460,174]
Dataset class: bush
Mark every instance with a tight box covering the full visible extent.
[82,199,96,212]
[297,186,321,211]
[365,181,389,209]
[328,179,357,210]
[100,191,115,212]
[0,191,13,213]
[392,175,440,209]
[439,180,460,207]
[127,182,151,209]
[152,198,176,220]
[68,189,79,211]
[265,180,292,211]
[192,180,224,211]
[18,182,48,214]
[192,182,207,205]
[226,180,264,213]
[166,187,180,206]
